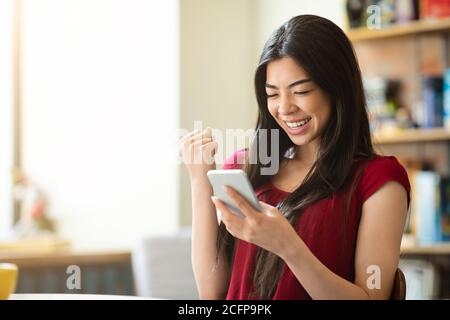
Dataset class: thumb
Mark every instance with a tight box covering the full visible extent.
[208,141,218,159]
[204,126,212,138]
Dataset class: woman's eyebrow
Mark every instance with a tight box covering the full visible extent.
[265,78,312,89]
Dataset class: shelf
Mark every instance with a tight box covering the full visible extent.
[0,249,131,268]
[0,238,71,254]
[347,17,450,42]
[401,243,450,255]
[372,127,450,144]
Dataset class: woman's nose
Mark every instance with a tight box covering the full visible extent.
[278,94,297,115]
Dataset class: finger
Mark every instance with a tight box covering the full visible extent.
[184,140,216,165]
[184,138,213,155]
[211,196,243,226]
[219,218,238,238]
[224,186,259,219]
[203,127,213,138]
[180,130,200,142]
[191,139,217,158]
[211,196,235,223]
[201,141,218,165]
[190,137,214,147]
[182,130,210,144]
[201,140,218,151]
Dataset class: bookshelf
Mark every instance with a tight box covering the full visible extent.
[348,17,450,42]
[348,13,450,298]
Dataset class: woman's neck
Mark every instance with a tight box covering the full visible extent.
[292,139,320,167]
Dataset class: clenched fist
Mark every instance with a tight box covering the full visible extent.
[179,127,218,180]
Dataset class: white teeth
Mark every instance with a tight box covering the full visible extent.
[286,118,311,128]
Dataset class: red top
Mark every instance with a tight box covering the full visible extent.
[222,149,411,300]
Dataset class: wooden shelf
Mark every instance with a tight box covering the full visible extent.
[0,249,131,268]
[372,127,450,144]
[347,18,450,42]
[401,243,450,255]
[0,238,71,254]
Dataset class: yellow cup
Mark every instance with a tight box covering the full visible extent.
[0,263,18,300]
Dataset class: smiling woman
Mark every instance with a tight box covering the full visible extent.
[265,57,331,147]
[181,14,411,300]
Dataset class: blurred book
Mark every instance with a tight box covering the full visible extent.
[422,76,443,128]
[346,0,366,28]
[443,68,450,129]
[364,76,390,132]
[396,0,420,22]
[396,158,423,238]
[374,0,397,27]
[413,171,448,244]
[420,0,450,19]
[440,176,450,241]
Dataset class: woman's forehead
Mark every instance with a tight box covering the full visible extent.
[266,57,308,84]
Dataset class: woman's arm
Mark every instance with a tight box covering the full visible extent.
[280,181,408,299]
[190,178,231,299]
[180,128,231,299]
[213,181,408,300]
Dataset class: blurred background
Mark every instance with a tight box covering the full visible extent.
[0,0,449,300]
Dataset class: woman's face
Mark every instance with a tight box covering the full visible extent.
[265,56,332,147]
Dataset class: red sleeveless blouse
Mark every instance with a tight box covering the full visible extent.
[222,149,411,300]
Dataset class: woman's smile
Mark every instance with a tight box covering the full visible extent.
[284,117,312,135]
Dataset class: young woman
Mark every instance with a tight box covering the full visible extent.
[180,15,410,300]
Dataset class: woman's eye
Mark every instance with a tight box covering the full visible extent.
[294,90,312,96]
[266,90,312,98]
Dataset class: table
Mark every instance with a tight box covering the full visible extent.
[9,294,159,300]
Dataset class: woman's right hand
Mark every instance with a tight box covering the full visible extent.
[179,127,218,181]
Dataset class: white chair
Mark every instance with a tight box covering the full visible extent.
[131,228,198,299]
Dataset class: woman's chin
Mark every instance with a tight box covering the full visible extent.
[288,132,317,146]
[291,137,310,146]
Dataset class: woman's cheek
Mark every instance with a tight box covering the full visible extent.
[267,103,277,117]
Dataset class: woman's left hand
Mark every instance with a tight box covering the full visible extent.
[211,186,298,258]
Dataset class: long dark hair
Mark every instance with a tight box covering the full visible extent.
[216,15,376,299]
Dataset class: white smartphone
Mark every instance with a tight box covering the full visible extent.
[207,169,262,218]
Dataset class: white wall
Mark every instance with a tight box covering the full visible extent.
[0,0,15,238]
[179,0,258,225]
[20,0,179,249]
[254,0,345,54]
